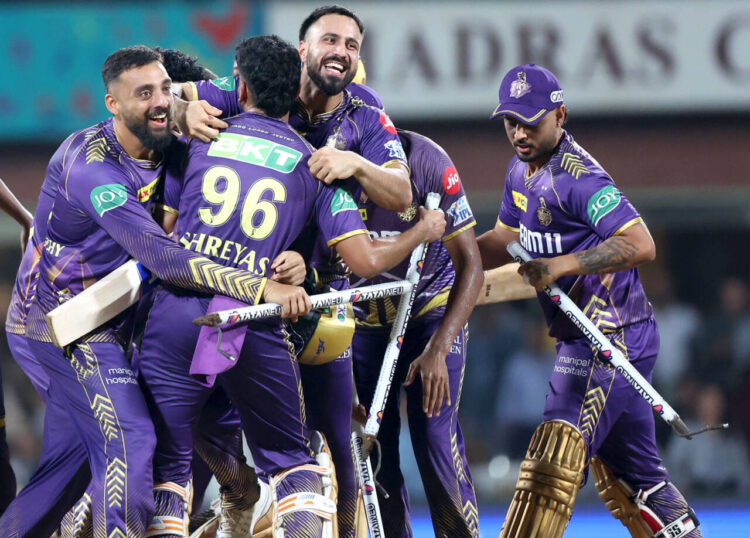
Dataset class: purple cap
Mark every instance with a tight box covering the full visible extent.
[490,63,564,125]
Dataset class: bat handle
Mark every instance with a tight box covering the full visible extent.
[425,191,440,210]
[507,240,532,264]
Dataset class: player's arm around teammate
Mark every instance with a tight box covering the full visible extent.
[337,206,445,278]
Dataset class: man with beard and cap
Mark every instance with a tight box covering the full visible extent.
[19,45,309,537]
[477,63,701,538]
[174,7,413,538]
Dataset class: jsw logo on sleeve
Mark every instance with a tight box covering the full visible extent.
[519,223,563,254]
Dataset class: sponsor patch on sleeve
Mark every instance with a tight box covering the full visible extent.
[446,195,473,227]
[137,176,160,203]
[384,139,406,161]
[512,190,528,212]
[442,166,461,195]
[379,111,397,134]
[587,185,621,226]
[90,184,128,217]
[330,188,358,216]
[209,76,236,91]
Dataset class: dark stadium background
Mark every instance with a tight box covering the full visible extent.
[0,1,748,535]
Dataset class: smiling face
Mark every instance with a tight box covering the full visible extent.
[300,13,361,96]
[106,61,174,151]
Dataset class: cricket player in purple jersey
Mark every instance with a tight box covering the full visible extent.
[176,8,413,537]
[477,64,700,538]
[19,46,305,538]
[349,130,484,538]
[136,35,444,538]
[1,125,105,537]
[0,179,32,514]
[1,51,220,538]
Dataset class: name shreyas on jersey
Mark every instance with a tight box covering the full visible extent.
[519,222,562,254]
[447,195,473,226]
[179,231,270,275]
[207,133,302,173]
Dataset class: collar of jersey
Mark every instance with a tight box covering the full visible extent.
[295,89,351,125]
[107,120,163,170]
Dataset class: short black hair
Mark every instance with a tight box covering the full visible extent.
[298,5,364,42]
[153,47,216,83]
[102,45,163,90]
[235,35,300,118]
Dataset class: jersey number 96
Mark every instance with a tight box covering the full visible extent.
[198,165,287,240]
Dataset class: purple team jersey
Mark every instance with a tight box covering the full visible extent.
[164,111,368,275]
[350,130,476,327]
[497,131,652,340]
[5,123,103,335]
[189,75,382,117]
[25,119,265,344]
[191,77,407,289]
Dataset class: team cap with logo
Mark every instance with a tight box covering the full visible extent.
[490,63,564,125]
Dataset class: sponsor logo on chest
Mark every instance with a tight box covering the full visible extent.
[519,222,563,254]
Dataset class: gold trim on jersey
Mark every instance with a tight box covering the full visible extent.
[560,152,590,179]
[443,221,476,243]
[326,229,368,248]
[414,288,451,318]
[381,159,409,173]
[155,203,179,216]
[497,218,520,232]
[186,81,198,101]
[85,137,110,164]
[613,217,643,236]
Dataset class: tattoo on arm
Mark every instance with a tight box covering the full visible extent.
[525,260,551,282]
[574,237,638,273]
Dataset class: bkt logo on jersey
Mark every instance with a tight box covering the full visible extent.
[208,133,302,173]
[519,223,563,254]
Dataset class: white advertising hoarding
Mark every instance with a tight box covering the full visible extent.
[267,1,750,118]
